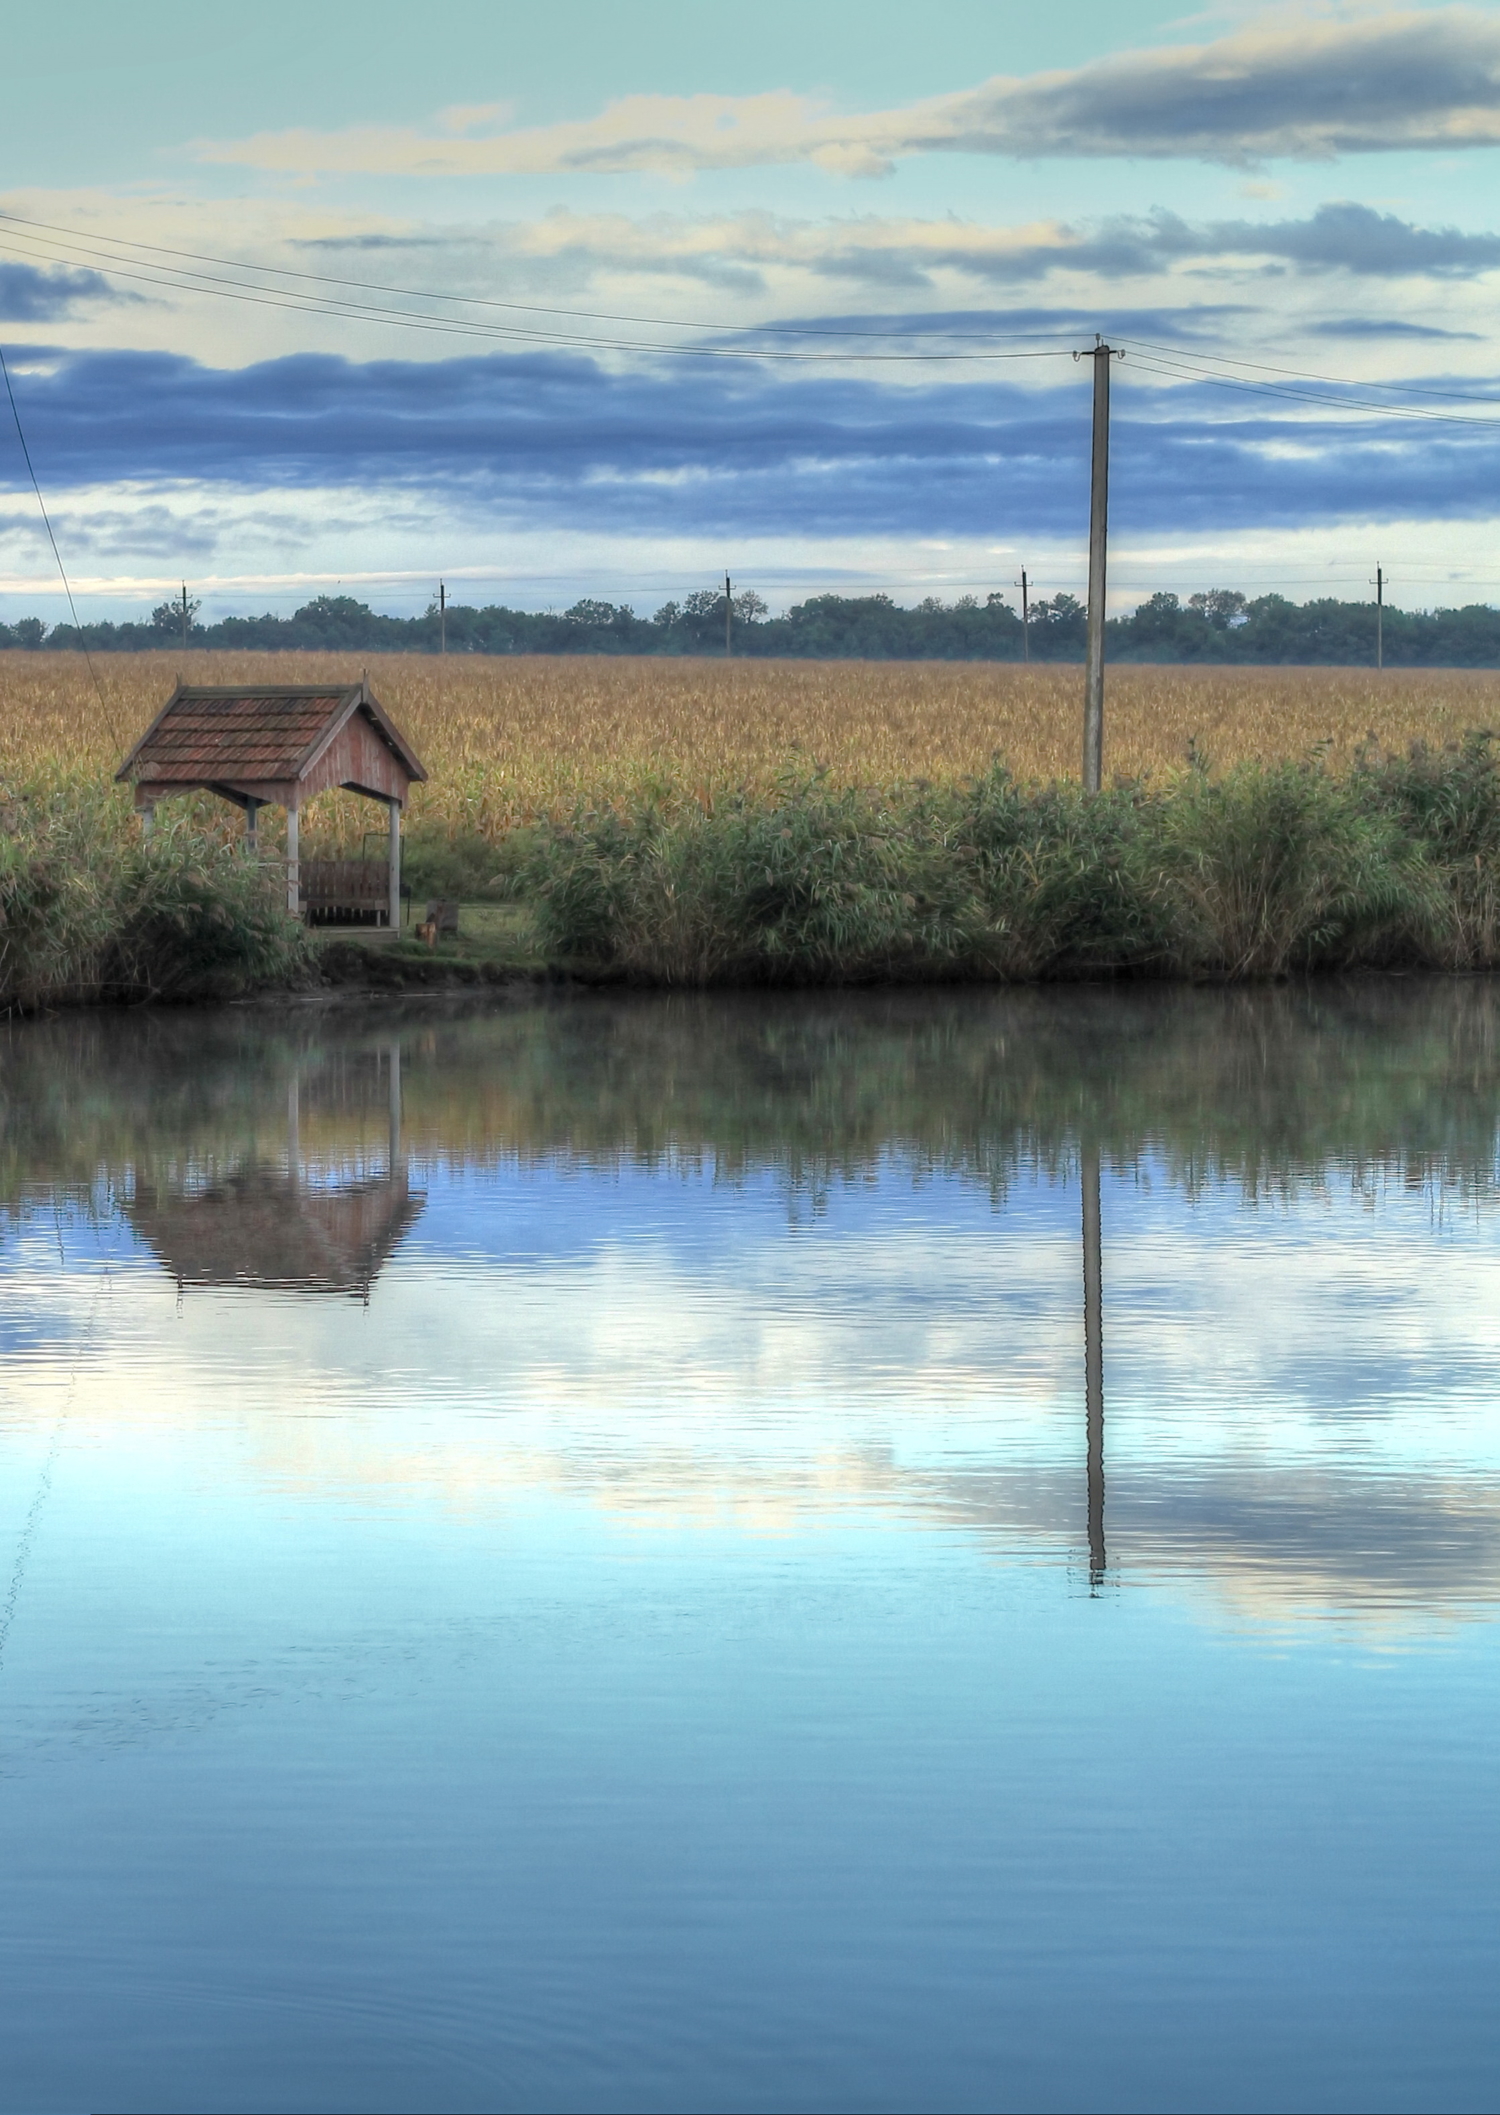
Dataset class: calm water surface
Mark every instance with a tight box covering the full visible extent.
[2,983,1499,2114]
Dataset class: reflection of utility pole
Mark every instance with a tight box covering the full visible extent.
[1081,1140,1105,1586]
[287,1073,301,1190]
[387,1041,403,1177]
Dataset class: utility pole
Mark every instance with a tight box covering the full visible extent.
[725,572,732,659]
[1020,567,1030,663]
[439,581,446,657]
[1372,564,1384,671]
[180,581,189,651]
[1076,338,1123,793]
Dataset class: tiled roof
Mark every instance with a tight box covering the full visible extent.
[122,686,357,784]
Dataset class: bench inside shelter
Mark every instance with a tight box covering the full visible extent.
[301,858,404,926]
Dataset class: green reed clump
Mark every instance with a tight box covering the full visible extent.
[1145,757,1439,977]
[0,784,308,1010]
[519,754,1497,985]
[1350,732,1500,967]
[520,766,1158,982]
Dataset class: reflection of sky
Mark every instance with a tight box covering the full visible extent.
[6,1152,1500,1630]
[6,1096,1500,2107]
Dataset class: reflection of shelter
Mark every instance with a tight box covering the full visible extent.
[116,679,426,923]
[127,1046,422,1297]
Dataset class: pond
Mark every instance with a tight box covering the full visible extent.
[2,982,1499,2114]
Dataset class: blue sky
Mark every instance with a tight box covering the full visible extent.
[3,1,1500,620]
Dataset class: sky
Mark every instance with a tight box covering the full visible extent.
[3,0,1500,621]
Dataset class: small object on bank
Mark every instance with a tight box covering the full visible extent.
[415,919,438,947]
[426,900,460,938]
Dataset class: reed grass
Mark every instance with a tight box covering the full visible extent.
[522,744,1500,985]
[5,651,1500,997]
[0,779,307,1010]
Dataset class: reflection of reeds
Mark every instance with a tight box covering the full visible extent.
[5,978,1500,1216]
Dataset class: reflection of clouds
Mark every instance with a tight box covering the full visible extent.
[9,1158,1500,1630]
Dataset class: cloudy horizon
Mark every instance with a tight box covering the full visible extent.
[4,0,1500,623]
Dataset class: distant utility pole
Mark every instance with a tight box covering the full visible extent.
[1076,338,1123,794]
[180,581,190,651]
[1372,564,1384,671]
[439,581,446,657]
[725,571,733,659]
[1019,567,1030,663]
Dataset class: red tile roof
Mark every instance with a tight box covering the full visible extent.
[118,684,424,787]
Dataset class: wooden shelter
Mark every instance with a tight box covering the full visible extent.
[116,679,426,923]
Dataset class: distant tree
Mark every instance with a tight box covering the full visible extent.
[1189,589,1248,631]
[150,596,200,634]
[732,589,768,623]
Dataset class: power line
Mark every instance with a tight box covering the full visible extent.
[0,208,1083,347]
[5,209,1497,420]
[1121,335,1500,410]
[11,213,1499,431]
[1119,347,1500,428]
[0,342,118,743]
[0,227,1080,367]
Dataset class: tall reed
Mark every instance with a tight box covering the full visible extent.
[522,746,1500,984]
[0,782,308,1011]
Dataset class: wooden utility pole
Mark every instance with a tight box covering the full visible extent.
[439,581,447,656]
[180,582,189,651]
[1078,339,1122,793]
[725,572,732,659]
[1373,565,1384,671]
[1020,567,1030,663]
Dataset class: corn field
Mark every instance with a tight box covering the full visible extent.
[3,652,1499,854]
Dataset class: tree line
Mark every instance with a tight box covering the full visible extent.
[5,584,1500,665]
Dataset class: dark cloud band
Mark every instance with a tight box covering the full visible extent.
[2,342,1498,541]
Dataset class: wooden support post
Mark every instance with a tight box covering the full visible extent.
[388,798,402,930]
[140,802,155,837]
[286,802,300,918]
[1081,339,1120,795]
[244,798,260,854]
[1081,1140,1105,1586]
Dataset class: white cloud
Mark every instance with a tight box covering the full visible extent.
[196,10,1500,178]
